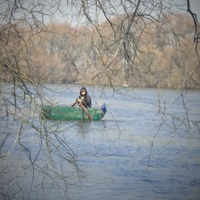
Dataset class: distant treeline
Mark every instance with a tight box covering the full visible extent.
[1,13,200,89]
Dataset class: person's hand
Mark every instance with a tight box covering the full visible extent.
[77,98,81,103]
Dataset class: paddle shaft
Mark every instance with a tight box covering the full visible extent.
[79,102,92,121]
[71,101,77,107]
[71,101,91,121]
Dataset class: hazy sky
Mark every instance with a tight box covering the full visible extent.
[49,0,200,25]
[184,0,200,20]
[0,0,199,25]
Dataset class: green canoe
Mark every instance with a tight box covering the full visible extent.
[42,104,106,121]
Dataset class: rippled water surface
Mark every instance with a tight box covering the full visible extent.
[1,84,200,200]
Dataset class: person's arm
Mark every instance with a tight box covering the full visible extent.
[71,96,81,107]
[88,95,91,108]
[83,95,91,108]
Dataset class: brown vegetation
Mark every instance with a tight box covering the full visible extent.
[1,13,199,89]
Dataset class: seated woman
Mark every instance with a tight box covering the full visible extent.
[72,86,91,108]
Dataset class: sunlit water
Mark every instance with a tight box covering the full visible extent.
[0,84,200,200]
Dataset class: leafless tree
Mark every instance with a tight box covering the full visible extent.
[0,0,199,199]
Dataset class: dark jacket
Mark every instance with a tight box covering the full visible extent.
[77,86,91,108]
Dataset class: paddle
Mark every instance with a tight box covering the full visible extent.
[71,101,92,121]
[79,102,92,122]
[71,101,77,107]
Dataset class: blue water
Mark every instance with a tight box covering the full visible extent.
[0,84,200,200]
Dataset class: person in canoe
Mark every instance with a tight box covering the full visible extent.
[71,86,92,108]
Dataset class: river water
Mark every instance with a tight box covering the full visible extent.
[0,84,200,200]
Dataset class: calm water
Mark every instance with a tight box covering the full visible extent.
[0,84,200,200]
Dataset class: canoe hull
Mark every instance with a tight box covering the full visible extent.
[42,105,106,121]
